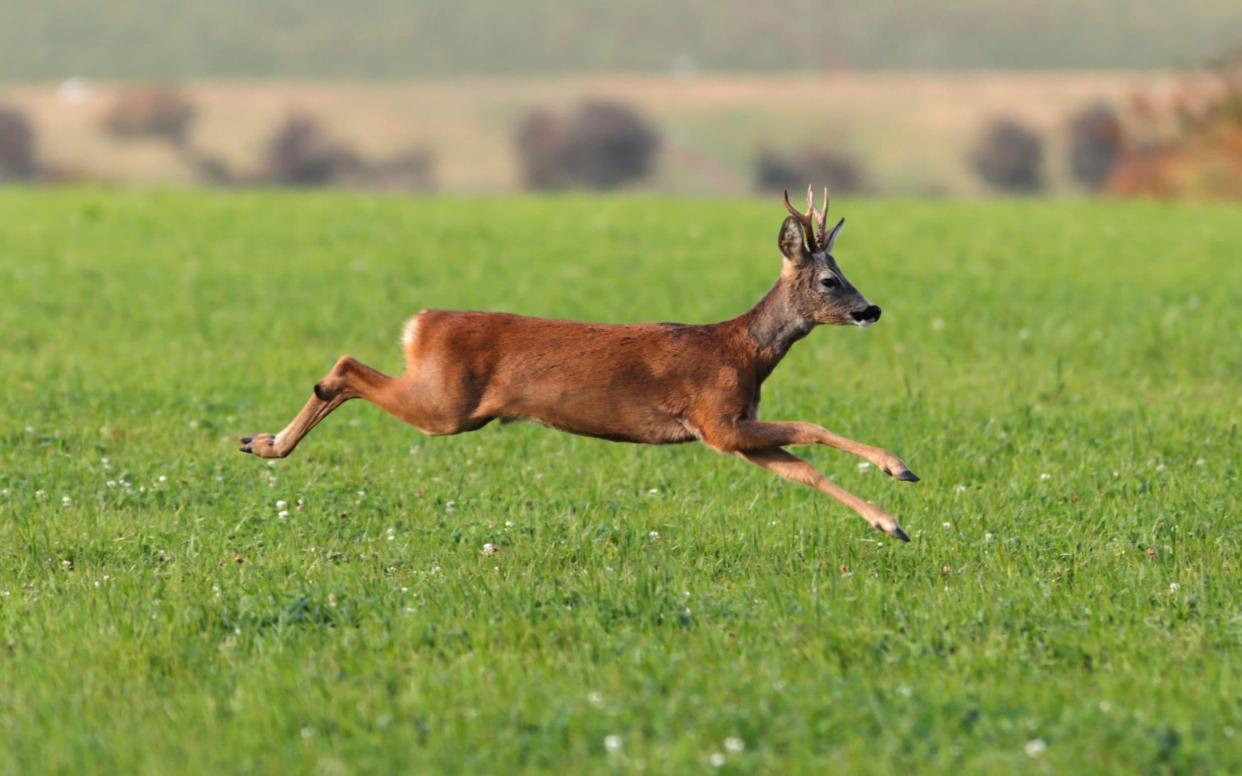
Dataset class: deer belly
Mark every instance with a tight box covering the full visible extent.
[505,385,694,445]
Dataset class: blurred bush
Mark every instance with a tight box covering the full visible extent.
[1107,47,1242,199]
[514,100,659,189]
[969,118,1045,193]
[102,86,196,147]
[753,146,868,195]
[0,104,38,180]
[262,114,361,186]
[1066,102,1123,191]
[260,113,434,190]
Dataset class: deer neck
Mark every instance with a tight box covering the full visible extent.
[736,279,814,378]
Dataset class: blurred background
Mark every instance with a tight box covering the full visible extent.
[2,0,1242,199]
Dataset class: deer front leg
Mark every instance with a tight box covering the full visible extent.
[239,356,392,459]
[700,419,918,482]
[736,447,910,541]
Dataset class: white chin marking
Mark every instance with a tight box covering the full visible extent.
[853,318,876,328]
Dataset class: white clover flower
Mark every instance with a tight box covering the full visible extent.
[708,752,726,767]
[1024,739,1047,758]
[1169,583,1180,593]
[587,691,604,708]
[984,532,995,542]
[504,520,514,528]
[277,510,289,520]
[724,737,745,754]
[1195,458,1206,466]
[482,543,497,556]
[942,522,952,530]
[604,735,623,754]
[157,475,167,483]
[648,530,660,540]
[648,488,660,495]
[106,480,117,488]
[61,495,71,506]
[1040,473,1051,481]
[275,499,288,510]
[954,484,966,493]
[858,462,871,472]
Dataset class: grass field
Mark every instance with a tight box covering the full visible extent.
[0,188,1239,773]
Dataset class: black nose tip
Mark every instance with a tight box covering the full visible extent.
[852,305,881,323]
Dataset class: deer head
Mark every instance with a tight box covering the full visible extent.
[777,185,881,328]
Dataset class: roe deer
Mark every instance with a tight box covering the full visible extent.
[240,187,919,540]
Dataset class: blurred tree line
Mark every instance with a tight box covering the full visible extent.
[4,49,1242,199]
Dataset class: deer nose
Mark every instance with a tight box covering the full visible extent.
[852,305,881,323]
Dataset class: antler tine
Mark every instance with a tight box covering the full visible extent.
[805,184,822,248]
[815,187,830,240]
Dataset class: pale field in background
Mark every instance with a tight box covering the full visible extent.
[3,72,1194,194]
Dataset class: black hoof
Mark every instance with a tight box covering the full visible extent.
[892,527,911,542]
[895,470,920,483]
[241,436,253,444]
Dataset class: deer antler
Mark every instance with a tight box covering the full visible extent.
[783,186,819,252]
[783,185,831,252]
[812,187,829,243]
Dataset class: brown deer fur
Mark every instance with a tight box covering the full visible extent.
[241,188,918,540]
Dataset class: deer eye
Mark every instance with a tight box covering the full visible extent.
[820,276,840,289]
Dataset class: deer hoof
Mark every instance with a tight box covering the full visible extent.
[239,433,279,457]
[879,455,919,482]
[891,526,911,542]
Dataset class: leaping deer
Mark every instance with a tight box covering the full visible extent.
[240,187,919,540]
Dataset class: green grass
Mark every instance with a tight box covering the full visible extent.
[0,189,1239,773]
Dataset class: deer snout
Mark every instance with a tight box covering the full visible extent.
[851,305,881,326]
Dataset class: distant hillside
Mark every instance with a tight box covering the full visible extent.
[2,0,1241,80]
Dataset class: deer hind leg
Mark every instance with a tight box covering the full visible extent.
[734,446,910,541]
[239,355,395,459]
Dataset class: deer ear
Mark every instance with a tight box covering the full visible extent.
[778,216,812,264]
[822,218,845,253]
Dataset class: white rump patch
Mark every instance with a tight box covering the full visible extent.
[400,313,424,348]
